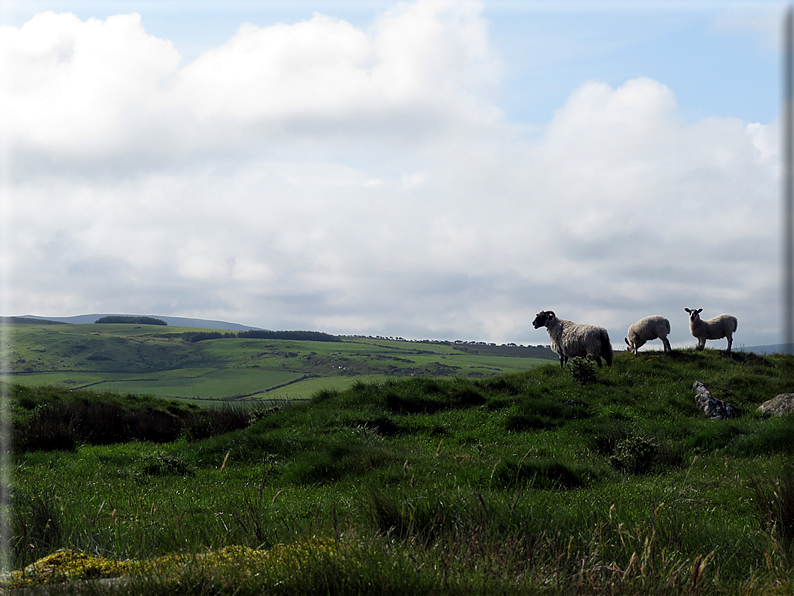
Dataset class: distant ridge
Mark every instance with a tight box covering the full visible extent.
[18,314,261,331]
[0,316,65,325]
[739,344,794,355]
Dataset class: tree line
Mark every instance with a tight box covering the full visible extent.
[182,329,341,343]
[95,316,167,326]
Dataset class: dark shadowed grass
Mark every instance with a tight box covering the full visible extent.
[10,385,252,452]
[748,460,794,546]
[505,392,590,431]
[11,488,64,563]
[492,457,595,489]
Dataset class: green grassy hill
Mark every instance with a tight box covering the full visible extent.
[6,349,794,594]
[2,321,555,402]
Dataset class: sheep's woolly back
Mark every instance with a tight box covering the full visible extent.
[685,308,738,352]
[533,311,612,367]
[687,311,737,340]
[702,314,737,336]
[625,315,672,354]
[628,316,670,342]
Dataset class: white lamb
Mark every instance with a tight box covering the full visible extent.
[624,315,672,355]
[532,310,613,368]
[684,308,738,353]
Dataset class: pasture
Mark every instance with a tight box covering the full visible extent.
[2,321,554,401]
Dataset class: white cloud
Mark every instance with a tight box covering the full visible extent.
[1,12,180,156]
[1,0,501,168]
[712,5,783,51]
[174,15,374,123]
[1,1,781,348]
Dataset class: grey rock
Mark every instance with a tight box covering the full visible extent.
[758,393,794,417]
[693,381,736,420]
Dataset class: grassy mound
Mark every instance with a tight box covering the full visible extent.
[7,348,794,594]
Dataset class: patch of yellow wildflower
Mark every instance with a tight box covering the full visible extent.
[1,538,343,590]
[133,538,342,586]
[1,549,132,588]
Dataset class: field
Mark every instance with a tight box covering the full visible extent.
[1,321,555,402]
[5,348,794,594]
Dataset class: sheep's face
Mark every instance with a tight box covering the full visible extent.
[533,311,554,329]
[685,308,703,324]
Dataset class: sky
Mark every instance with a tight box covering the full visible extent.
[0,0,787,349]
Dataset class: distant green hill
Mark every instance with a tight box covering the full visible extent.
[2,321,555,402]
[1,316,65,325]
[18,314,259,330]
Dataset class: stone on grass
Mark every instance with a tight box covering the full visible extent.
[693,381,736,420]
[758,393,794,417]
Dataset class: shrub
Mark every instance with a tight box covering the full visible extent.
[609,435,659,474]
[567,356,597,385]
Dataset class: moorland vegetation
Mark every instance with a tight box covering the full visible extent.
[5,348,794,594]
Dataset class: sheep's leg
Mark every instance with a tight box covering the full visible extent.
[726,335,733,353]
[662,337,671,353]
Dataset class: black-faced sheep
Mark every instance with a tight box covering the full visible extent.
[532,310,613,368]
[684,308,738,353]
[624,315,672,355]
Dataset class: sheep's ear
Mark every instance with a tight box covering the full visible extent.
[696,309,702,314]
[624,338,630,346]
[684,308,691,313]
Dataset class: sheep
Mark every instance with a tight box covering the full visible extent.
[532,310,613,368]
[624,315,672,355]
[684,308,738,353]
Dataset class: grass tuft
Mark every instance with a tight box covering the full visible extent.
[748,461,794,544]
[492,458,592,489]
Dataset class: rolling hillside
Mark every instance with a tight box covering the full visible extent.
[7,348,794,593]
[17,314,260,330]
[1,319,556,402]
